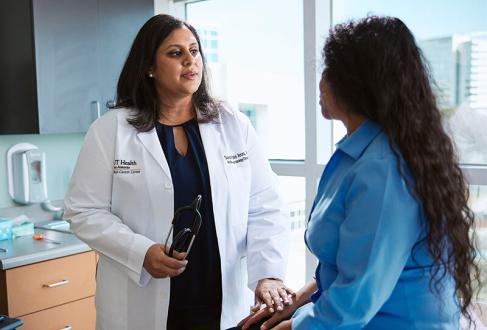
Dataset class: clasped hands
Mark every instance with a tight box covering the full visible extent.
[238,278,296,330]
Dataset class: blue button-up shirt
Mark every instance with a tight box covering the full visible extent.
[292,121,459,329]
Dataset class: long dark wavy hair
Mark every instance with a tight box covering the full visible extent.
[115,14,219,131]
[323,16,479,321]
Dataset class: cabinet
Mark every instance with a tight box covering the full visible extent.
[0,0,153,134]
[0,251,97,330]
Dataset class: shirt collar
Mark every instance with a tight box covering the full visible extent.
[335,120,382,160]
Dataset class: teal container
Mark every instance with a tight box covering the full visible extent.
[0,219,13,241]
[12,221,35,238]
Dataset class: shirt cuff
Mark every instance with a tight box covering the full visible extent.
[127,235,155,287]
[248,263,286,291]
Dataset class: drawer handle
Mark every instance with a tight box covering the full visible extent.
[60,326,72,330]
[43,279,69,288]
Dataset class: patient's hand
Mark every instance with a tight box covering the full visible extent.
[238,301,296,330]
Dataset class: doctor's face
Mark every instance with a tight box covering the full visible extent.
[150,27,203,99]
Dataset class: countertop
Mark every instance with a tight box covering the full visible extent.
[0,228,91,270]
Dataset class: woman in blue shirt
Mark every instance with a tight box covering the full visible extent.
[239,16,479,330]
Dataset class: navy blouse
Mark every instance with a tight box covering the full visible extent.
[156,119,222,328]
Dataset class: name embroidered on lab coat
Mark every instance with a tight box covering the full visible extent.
[224,151,248,165]
[113,159,141,174]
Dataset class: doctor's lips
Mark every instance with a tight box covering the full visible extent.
[181,70,198,80]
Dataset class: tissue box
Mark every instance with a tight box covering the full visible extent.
[0,219,13,241]
[12,221,35,238]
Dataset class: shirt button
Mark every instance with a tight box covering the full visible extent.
[164,182,173,190]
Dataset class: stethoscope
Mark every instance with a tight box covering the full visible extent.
[164,195,202,257]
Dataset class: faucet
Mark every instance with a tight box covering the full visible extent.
[41,200,65,220]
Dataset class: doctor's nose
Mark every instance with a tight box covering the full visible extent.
[183,54,194,66]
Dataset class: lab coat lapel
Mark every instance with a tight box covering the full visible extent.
[199,119,226,193]
[198,121,228,254]
[136,129,172,180]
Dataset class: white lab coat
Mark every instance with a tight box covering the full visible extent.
[64,105,289,330]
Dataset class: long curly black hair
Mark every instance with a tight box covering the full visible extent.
[323,16,479,321]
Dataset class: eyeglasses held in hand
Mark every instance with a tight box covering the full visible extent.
[164,195,202,258]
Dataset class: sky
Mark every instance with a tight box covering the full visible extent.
[188,0,487,42]
[332,0,487,40]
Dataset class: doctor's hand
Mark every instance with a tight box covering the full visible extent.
[254,279,295,314]
[143,244,187,278]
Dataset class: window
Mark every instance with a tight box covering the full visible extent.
[162,0,486,294]
[182,0,324,284]
[278,176,306,290]
[238,103,268,132]
[471,185,487,300]
[330,1,487,168]
[239,104,258,128]
[196,28,219,64]
[186,0,305,160]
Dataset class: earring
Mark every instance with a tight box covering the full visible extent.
[148,72,154,78]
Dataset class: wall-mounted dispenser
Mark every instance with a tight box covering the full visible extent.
[6,143,48,204]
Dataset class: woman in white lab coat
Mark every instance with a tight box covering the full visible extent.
[64,14,291,330]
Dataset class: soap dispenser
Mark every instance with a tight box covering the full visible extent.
[6,143,48,204]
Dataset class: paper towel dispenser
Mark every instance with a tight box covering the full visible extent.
[6,143,48,204]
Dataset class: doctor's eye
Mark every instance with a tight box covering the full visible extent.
[168,50,182,57]
[190,48,200,56]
